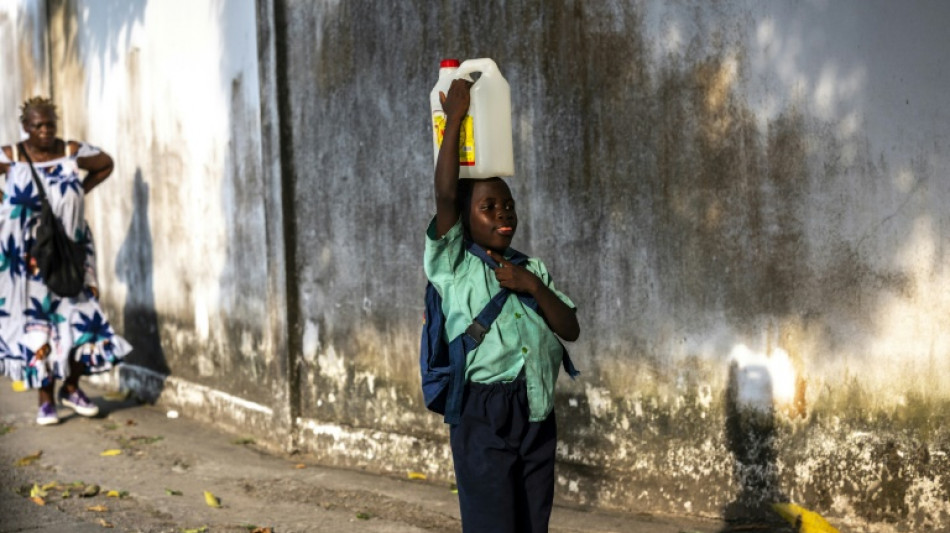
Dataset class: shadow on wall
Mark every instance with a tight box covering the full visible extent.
[114,169,166,402]
[721,359,792,532]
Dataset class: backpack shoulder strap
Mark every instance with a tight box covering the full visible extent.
[464,240,581,380]
[464,240,530,267]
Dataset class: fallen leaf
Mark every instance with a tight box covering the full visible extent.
[165,488,183,496]
[126,419,137,426]
[15,450,42,466]
[203,490,221,508]
[30,496,45,506]
[356,512,372,520]
[30,484,47,498]
[251,528,274,533]
[100,449,123,457]
[40,481,61,491]
[98,519,114,528]
[772,502,840,533]
[82,484,100,497]
[407,471,427,480]
[294,463,307,469]
[182,526,209,533]
[106,490,128,498]
[129,435,163,444]
[232,437,255,445]
[86,504,109,512]
[11,380,27,392]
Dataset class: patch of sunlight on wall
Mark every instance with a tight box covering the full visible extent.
[813,61,866,122]
[822,214,950,401]
[83,0,244,317]
[730,344,797,411]
[894,167,915,194]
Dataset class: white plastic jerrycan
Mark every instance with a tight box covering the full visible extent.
[430,58,514,179]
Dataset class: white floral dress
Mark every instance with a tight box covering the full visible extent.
[0,142,130,388]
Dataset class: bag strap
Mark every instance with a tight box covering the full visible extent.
[441,241,580,424]
[463,240,580,379]
[459,241,525,346]
[17,143,47,202]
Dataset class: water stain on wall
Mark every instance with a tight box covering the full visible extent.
[277,1,950,528]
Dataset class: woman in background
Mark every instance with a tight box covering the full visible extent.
[0,96,130,425]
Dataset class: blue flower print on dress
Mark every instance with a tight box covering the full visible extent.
[73,311,114,346]
[0,297,8,318]
[45,164,82,196]
[19,344,52,388]
[0,235,25,280]
[8,182,40,228]
[25,294,66,325]
[44,164,63,178]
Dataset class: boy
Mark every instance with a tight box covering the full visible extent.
[425,78,580,532]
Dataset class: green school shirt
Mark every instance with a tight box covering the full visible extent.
[424,217,576,422]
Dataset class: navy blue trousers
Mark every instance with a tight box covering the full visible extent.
[450,377,557,533]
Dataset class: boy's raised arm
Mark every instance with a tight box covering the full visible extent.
[434,79,472,238]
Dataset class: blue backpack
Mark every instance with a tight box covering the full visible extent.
[420,241,579,424]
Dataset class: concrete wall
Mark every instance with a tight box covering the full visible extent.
[4,1,950,530]
[1,0,293,438]
[0,0,49,139]
[276,1,950,530]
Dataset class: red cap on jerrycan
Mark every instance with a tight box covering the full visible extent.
[440,59,460,68]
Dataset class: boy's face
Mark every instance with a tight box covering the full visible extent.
[467,178,517,254]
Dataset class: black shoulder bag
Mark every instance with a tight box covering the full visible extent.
[19,143,86,297]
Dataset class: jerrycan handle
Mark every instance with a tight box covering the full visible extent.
[455,58,499,83]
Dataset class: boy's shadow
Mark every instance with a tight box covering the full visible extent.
[109,169,168,410]
[719,361,794,532]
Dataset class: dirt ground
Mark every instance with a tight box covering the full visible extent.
[0,381,732,533]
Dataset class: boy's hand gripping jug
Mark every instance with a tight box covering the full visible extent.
[430,58,514,179]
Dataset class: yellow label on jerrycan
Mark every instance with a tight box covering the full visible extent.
[430,58,514,179]
[430,58,459,168]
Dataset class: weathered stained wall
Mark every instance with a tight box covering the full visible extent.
[0,0,293,439]
[4,0,950,530]
[279,1,950,530]
[0,0,49,140]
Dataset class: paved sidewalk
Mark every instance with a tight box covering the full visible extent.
[0,381,730,533]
